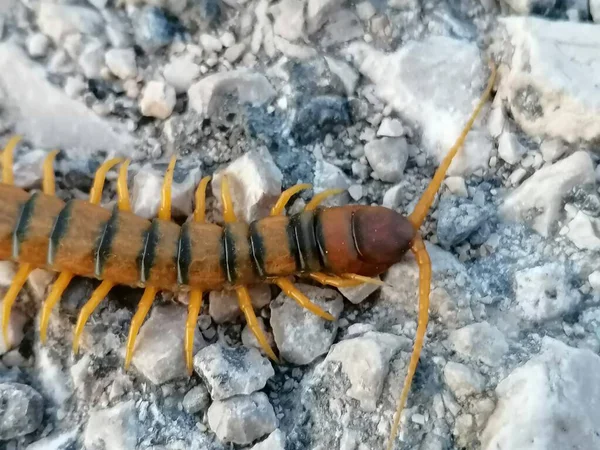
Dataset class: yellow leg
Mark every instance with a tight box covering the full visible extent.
[42,150,60,196]
[158,155,177,221]
[39,272,74,343]
[185,289,203,376]
[2,263,33,347]
[220,175,237,223]
[193,176,212,223]
[274,277,335,320]
[386,234,431,450]
[304,189,345,211]
[237,286,278,361]
[73,280,115,354]
[307,272,363,288]
[340,273,386,286]
[2,135,21,184]
[89,158,123,205]
[270,183,312,216]
[408,61,497,229]
[117,159,131,212]
[124,286,157,370]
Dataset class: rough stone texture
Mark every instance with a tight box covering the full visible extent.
[194,343,274,400]
[270,284,344,365]
[443,361,485,399]
[163,55,201,93]
[436,197,489,247]
[565,211,600,251]
[0,299,27,354]
[346,37,492,176]
[26,429,78,450]
[496,17,600,143]
[207,392,277,445]
[364,137,409,182]
[0,43,133,154]
[482,337,600,450]
[37,3,104,44]
[338,279,381,304]
[500,151,595,237]
[251,429,285,450]
[208,285,271,324]
[105,48,137,80]
[84,401,139,450]
[0,383,44,439]
[140,80,177,119]
[132,305,206,384]
[182,384,211,414]
[448,322,509,367]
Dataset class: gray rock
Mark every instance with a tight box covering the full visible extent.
[193,343,274,401]
[183,384,211,414]
[133,6,182,52]
[27,33,50,58]
[78,42,105,79]
[0,299,27,354]
[436,197,489,247]
[26,429,78,450]
[270,283,344,365]
[337,279,381,304]
[593,0,600,21]
[140,80,177,119]
[223,42,246,63]
[251,429,285,449]
[163,56,201,93]
[377,118,405,137]
[37,3,104,44]
[271,0,305,41]
[324,56,359,97]
[307,0,344,33]
[208,285,271,324]
[84,401,139,450]
[482,337,600,450]
[443,361,485,399]
[0,383,44,439]
[364,137,409,183]
[448,322,509,367]
[313,159,351,207]
[105,48,137,80]
[497,131,526,165]
[207,392,277,445]
[132,305,206,385]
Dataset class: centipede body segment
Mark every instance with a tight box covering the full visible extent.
[0,60,496,449]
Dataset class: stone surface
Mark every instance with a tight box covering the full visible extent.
[482,337,600,450]
[27,33,50,58]
[496,17,600,143]
[163,55,201,93]
[132,305,206,384]
[448,322,509,367]
[364,137,409,183]
[0,300,27,354]
[208,285,271,324]
[437,197,489,247]
[270,284,344,365]
[84,401,139,450]
[140,80,177,119]
[207,392,277,445]
[271,0,305,41]
[346,36,492,176]
[443,361,485,399]
[497,131,525,165]
[338,279,381,304]
[182,384,211,414]
[37,3,104,44]
[251,429,285,450]
[105,48,137,80]
[194,343,274,400]
[0,383,44,439]
[565,211,600,251]
[500,151,595,237]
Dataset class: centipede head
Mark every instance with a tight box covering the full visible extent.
[353,206,416,268]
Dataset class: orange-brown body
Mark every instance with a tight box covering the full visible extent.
[0,183,415,292]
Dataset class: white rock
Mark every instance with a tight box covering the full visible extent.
[26,429,78,450]
[163,56,201,94]
[325,56,359,97]
[211,149,283,223]
[487,105,505,138]
[514,263,581,323]
[220,32,236,47]
[364,137,409,183]
[131,165,202,219]
[377,118,405,137]
[346,37,492,176]
[241,317,275,354]
[223,43,246,63]
[338,278,381,304]
[140,81,177,119]
[131,305,206,385]
[78,42,105,79]
[497,131,525,165]
[496,17,600,143]
[0,300,27,355]
[320,332,408,411]
[84,401,138,450]
[194,343,274,400]
[355,1,376,20]
[270,284,344,365]
[382,183,403,209]
[0,383,44,440]
[313,160,351,207]
[539,138,566,163]
[500,151,595,237]
[27,33,50,58]
[188,70,275,118]
[209,285,271,324]
[105,48,137,80]
[443,361,485,399]
[207,392,277,445]
[565,211,600,251]
[448,322,509,367]
[271,0,305,42]
[482,337,600,450]
[251,429,285,450]
[182,384,210,414]
[589,271,600,292]
[273,36,317,60]
[592,0,600,21]
[444,176,468,197]
[37,3,104,44]
[200,34,223,53]
[307,0,344,33]
[64,76,86,98]
[348,184,363,201]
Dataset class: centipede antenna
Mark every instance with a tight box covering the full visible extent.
[275,278,335,321]
[89,158,123,205]
[193,176,212,223]
[117,159,131,212]
[386,233,431,450]
[304,188,345,211]
[185,289,203,376]
[408,61,497,229]
[73,280,115,354]
[271,183,312,216]
[158,155,177,221]
[2,135,21,185]
[125,286,157,370]
[236,286,279,362]
[42,150,60,196]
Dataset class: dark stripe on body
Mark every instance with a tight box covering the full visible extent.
[286,215,302,271]
[138,220,160,283]
[221,226,236,284]
[48,200,74,265]
[94,206,120,277]
[297,212,321,272]
[12,192,38,258]
[313,209,328,269]
[177,222,192,285]
[248,221,265,278]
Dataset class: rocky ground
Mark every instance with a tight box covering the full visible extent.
[0,0,599,449]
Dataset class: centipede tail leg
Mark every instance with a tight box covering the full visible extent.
[71,158,123,354]
[306,272,362,288]
[274,278,334,321]
[124,156,177,369]
[386,234,430,450]
[183,175,211,376]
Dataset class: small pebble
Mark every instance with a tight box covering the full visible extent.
[27,33,50,58]
[140,81,176,119]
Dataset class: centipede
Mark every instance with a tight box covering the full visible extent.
[0,62,496,448]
